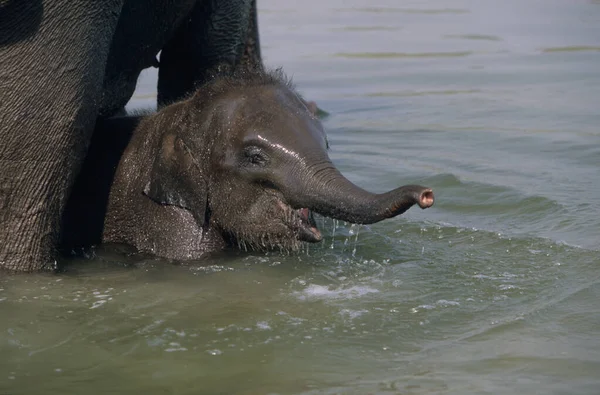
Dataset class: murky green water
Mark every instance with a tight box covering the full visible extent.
[2,0,600,394]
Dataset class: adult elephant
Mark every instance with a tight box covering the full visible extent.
[0,0,262,271]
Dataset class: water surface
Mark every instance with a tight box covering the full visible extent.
[2,0,600,393]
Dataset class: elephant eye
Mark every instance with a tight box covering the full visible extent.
[243,146,269,166]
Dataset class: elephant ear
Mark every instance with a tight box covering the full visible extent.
[143,133,208,226]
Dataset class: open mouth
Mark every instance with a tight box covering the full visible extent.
[275,199,322,243]
[294,208,322,243]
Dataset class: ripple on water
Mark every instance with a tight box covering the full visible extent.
[1,218,598,394]
[406,172,598,249]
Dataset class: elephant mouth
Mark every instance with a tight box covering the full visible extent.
[277,200,322,243]
[294,208,322,243]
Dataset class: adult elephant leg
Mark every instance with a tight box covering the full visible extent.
[239,0,262,70]
[99,0,198,117]
[157,0,258,106]
[0,0,124,271]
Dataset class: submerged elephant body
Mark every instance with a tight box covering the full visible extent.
[64,70,434,260]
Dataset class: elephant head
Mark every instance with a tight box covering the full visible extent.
[113,69,434,256]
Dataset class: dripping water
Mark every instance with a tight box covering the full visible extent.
[321,215,327,249]
[331,219,338,249]
[343,223,355,253]
[352,225,361,257]
[344,224,352,248]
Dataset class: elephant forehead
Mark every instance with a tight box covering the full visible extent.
[212,85,327,151]
[233,86,305,119]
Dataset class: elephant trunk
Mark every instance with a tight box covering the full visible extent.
[284,164,434,225]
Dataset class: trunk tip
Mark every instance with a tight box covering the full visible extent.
[418,188,435,209]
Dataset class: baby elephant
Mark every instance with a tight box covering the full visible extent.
[63,69,434,260]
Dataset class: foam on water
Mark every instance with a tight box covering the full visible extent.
[293,284,380,301]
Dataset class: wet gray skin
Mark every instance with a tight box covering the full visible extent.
[69,69,434,260]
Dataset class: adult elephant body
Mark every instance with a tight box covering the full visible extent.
[0,0,261,271]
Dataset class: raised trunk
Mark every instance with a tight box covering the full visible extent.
[285,165,433,224]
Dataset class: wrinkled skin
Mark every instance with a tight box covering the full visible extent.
[0,0,262,271]
[63,70,434,260]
